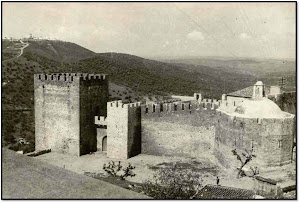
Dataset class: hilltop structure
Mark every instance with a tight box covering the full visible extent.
[34,73,295,168]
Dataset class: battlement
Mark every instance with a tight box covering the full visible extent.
[108,100,141,109]
[151,98,181,104]
[142,99,221,116]
[34,73,107,83]
[95,116,107,126]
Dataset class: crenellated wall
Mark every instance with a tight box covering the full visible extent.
[34,73,108,156]
[142,99,221,117]
[140,99,219,159]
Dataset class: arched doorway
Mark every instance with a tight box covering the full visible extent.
[102,136,107,152]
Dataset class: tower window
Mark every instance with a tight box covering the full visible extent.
[278,140,282,148]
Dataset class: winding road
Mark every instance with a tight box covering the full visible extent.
[16,40,29,58]
[3,40,29,62]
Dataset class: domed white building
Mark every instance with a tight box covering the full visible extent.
[234,98,292,119]
[215,81,295,167]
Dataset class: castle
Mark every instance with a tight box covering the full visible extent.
[34,73,295,168]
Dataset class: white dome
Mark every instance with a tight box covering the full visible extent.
[255,81,264,86]
[234,97,290,118]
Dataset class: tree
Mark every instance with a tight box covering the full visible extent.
[232,148,256,178]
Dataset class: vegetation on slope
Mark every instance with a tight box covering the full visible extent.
[161,57,296,92]
[23,40,97,62]
[77,53,255,98]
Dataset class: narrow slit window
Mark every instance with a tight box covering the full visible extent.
[278,140,282,148]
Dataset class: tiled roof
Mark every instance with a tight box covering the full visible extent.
[198,184,255,199]
[228,86,270,98]
[227,86,253,98]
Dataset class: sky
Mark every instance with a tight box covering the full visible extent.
[3,2,296,59]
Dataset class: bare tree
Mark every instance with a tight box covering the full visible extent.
[232,148,256,178]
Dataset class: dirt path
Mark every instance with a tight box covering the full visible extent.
[16,40,29,58]
[3,40,29,62]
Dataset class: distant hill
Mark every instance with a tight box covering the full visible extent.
[159,57,295,75]
[76,53,255,98]
[159,57,296,92]
[23,40,97,62]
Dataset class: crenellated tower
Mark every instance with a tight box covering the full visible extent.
[107,101,142,159]
[34,73,108,156]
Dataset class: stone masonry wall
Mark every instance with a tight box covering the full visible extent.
[79,75,108,155]
[96,127,107,151]
[214,110,295,167]
[34,74,80,155]
[141,101,217,159]
[34,73,108,156]
[127,103,142,158]
[107,101,129,160]
[107,101,141,160]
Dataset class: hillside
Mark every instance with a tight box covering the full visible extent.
[77,53,255,98]
[160,57,296,92]
[23,40,97,62]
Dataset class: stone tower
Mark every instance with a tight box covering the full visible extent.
[34,73,108,156]
[107,101,141,160]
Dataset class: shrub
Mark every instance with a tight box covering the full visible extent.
[141,165,203,199]
[103,161,136,180]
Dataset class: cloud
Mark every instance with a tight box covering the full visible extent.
[187,30,204,41]
[239,33,251,39]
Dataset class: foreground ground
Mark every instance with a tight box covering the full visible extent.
[4,149,296,199]
[34,151,257,190]
[2,149,150,199]
[34,151,296,198]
